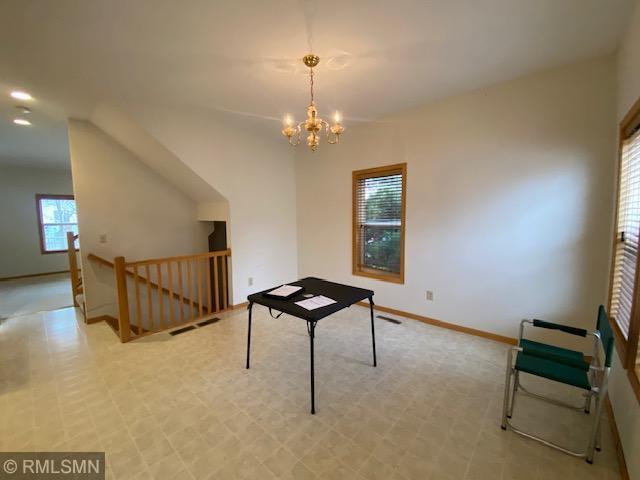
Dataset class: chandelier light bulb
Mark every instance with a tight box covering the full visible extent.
[333,111,342,124]
[284,115,293,127]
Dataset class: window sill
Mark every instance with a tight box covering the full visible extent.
[611,317,629,368]
[353,268,404,284]
[627,368,640,405]
[609,315,640,404]
[40,248,79,255]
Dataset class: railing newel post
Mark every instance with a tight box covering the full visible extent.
[114,256,131,343]
[67,231,80,308]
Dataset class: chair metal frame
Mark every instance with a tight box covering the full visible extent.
[501,319,610,464]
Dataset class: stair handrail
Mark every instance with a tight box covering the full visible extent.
[87,249,232,342]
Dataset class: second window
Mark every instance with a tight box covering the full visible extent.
[352,163,407,283]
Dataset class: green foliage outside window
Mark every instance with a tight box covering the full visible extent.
[362,181,402,273]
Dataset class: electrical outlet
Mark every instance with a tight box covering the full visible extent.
[99,234,107,244]
[426,290,434,301]
[248,277,253,286]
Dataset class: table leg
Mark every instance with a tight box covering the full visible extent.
[246,302,253,369]
[369,297,377,367]
[309,321,316,414]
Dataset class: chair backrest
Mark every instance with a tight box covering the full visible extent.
[597,305,615,368]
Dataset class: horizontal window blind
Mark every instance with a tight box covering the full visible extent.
[354,167,405,277]
[611,128,640,339]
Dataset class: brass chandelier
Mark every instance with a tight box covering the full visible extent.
[282,54,344,151]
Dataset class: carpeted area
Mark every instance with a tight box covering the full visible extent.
[0,273,73,318]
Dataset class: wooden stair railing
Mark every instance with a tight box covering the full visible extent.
[66,231,83,311]
[88,250,231,342]
[87,253,211,311]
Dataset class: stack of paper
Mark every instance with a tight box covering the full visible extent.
[267,285,303,297]
[295,295,337,311]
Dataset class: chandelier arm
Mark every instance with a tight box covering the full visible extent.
[288,124,303,147]
[321,120,339,145]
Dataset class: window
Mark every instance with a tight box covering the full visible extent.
[353,163,406,283]
[609,128,640,348]
[35,194,78,254]
[608,95,640,400]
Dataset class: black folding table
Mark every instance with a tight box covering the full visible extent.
[246,277,376,414]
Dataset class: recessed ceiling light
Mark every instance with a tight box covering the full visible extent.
[10,91,33,101]
[13,118,32,126]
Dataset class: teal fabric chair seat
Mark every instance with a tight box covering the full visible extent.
[501,305,615,464]
[515,351,590,390]
[519,339,590,371]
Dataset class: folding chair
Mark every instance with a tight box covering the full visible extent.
[500,305,614,463]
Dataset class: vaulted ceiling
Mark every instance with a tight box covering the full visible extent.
[0,0,635,167]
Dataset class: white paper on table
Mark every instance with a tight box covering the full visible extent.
[295,295,337,311]
[267,284,303,297]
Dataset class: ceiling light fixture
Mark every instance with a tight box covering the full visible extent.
[10,90,33,101]
[13,118,32,126]
[282,54,344,152]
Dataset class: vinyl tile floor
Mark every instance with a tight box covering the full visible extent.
[0,305,621,479]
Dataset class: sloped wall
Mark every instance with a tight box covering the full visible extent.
[68,120,210,318]
[121,105,298,303]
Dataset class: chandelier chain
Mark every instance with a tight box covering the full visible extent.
[309,68,314,104]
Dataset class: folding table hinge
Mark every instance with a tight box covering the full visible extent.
[306,321,317,336]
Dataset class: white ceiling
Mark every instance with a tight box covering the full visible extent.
[0,0,635,167]
[0,93,70,169]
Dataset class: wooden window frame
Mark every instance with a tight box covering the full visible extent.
[35,194,78,255]
[352,163,407,284]
[607,95,640,403]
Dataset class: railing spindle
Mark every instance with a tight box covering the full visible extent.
[222,254,228,310]
[213,255,219,312]
[156,263,164,330]
[205,256,212,314]
[177,260,185,324]
[197,258,203,318]
[134,265,142,334]
[145,264,153,332]
[167,261,175,326]
[187,259,194,320]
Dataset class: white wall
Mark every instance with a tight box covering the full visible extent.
[0,164,74,278]
[68,120,210,318]
[121,105,298,304]
[609,2,640,478]
[296,56,616,350]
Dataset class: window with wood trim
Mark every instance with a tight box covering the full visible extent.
[353,163,406,283]
[608,96,640,391]
[36,194,78,254]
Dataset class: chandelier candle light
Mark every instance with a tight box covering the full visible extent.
[282,54,345,151]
